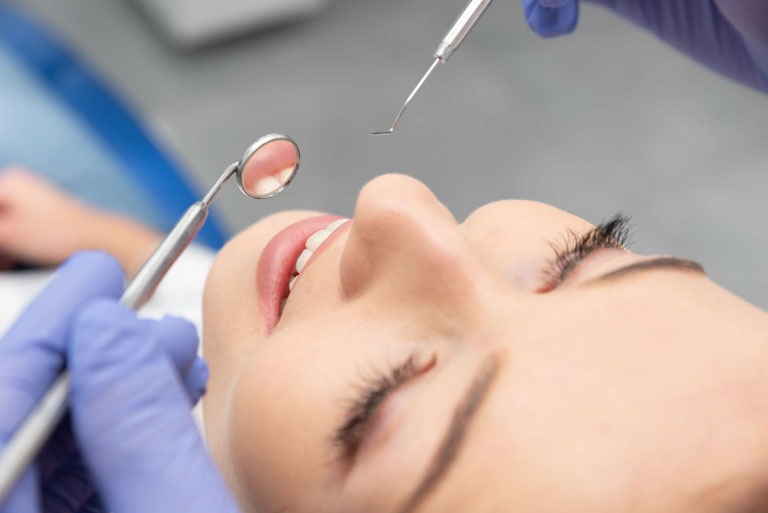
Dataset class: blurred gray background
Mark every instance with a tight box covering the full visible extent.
[13,0,768,308]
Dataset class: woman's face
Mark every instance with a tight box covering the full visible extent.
[203,174,768,513]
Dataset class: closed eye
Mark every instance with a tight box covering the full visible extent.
[538,213,632,292]
[332,354,436,463]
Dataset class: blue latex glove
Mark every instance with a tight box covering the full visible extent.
[66,299,241,513]
[522,0,768,92]
[0,252,123,512]
[0,251,241,513]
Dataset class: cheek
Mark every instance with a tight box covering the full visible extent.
[484,290,768,512]
[226,353,318,510]
[202,254,262,449]
[460,201,593,292]
[221,327,359,513]
[202,208,332,347]
[203,212,326,450]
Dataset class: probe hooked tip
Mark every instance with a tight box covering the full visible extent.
[371,58,442,136]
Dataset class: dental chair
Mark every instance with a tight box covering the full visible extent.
[0,5,227,249]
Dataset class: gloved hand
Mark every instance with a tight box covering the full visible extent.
[522,0,768,92]
[0,251,241,513]
[66,299,242,513]
[0,251,124,512]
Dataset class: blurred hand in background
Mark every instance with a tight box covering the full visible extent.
[0,168,160,276]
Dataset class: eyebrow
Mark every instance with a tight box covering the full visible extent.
[586,256,705,285]
[390,258,701,512]
[395,354,501,513]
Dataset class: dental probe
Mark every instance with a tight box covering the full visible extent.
[372,0,495,135]
[0,134,301,505]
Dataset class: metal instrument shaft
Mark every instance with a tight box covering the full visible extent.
[0,133,301,505]
[373,0,495,135]
[0,190,220,505]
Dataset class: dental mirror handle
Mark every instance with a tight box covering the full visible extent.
[122,201,209,308]
[121,159,235,309]
[435,0,494,62]
[0,132,298,504]
[0,199,212,505]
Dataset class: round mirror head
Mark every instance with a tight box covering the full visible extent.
[236,134,300,199]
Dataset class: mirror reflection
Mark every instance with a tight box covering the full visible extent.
[237,136,300,199]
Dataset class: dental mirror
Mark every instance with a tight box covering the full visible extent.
[0,132,301,505]
[236,134,300,199]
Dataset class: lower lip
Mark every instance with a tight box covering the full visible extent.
[256,214,343,334]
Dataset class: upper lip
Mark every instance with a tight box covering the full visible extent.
[256,215,344,335]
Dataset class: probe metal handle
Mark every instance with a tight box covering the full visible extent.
[435,0,495,61]
[0,202,208,505]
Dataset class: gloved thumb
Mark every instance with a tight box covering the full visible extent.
[67,300,240,513]
[136,314,208,404]
[522,0,579,37]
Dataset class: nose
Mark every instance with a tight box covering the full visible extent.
[340,174,493,317]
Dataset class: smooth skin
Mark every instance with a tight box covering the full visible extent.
[203,174,768,513]
[0,168,160,276]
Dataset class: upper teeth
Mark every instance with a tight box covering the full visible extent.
[254,168,296,196]
[288,218,349,293]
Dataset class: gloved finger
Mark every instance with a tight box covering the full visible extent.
[67,300,183,396]
[184,357,209,406]
[73,305,205,405]
[0,467,40,513]
[143,316,198,378]
[68,300,240,513]
[522,0,579,37]
[137,315,206,403]
[2,252,123,350]
[0,252,123,440]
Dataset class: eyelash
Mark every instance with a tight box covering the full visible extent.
[328,216,631,457]
[333,355,432,460]
[539,213,633,291]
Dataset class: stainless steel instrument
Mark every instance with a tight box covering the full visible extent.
[373,0,495,135]
[0,133,301,504]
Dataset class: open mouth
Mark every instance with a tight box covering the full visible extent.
[286,218,350,296]
[279,218,351,317]
[256,215,350,334]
